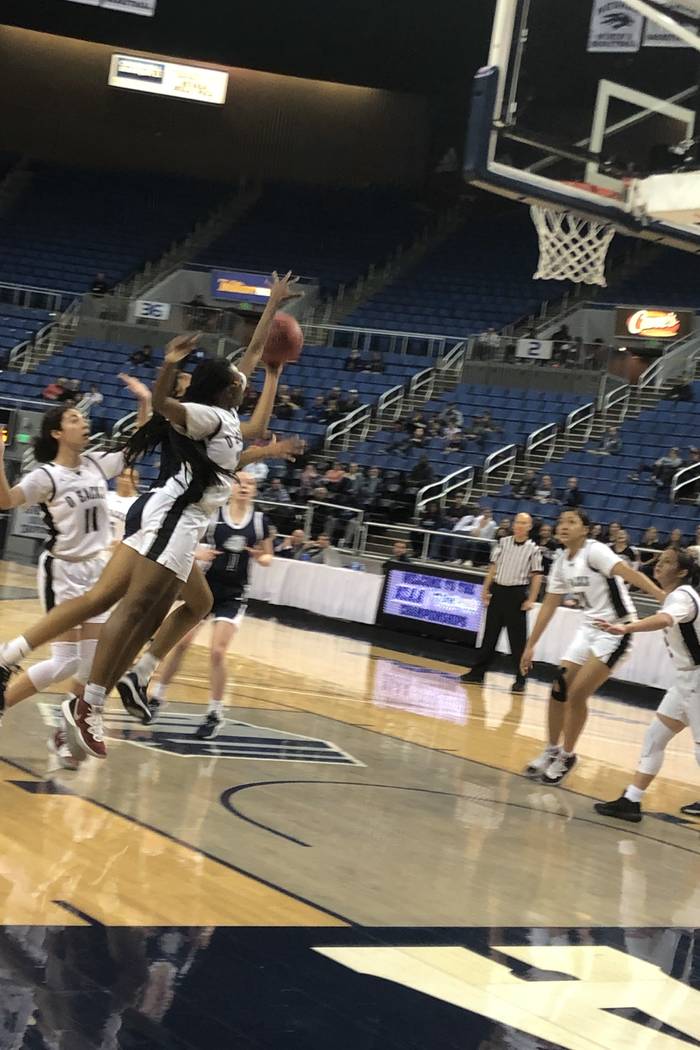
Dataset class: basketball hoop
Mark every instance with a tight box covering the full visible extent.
[530,182,619,287]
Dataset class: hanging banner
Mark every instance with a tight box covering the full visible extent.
[109,55,228,105]
[516,338,554,360]
[211,271,272,303]
[134,300,171,321]
[615,306,694,339]
[66,0,157,15]
[588,0,644,51]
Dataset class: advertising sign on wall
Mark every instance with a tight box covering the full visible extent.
[615,307,694,339]
[67,0,157,15]
[210,271,272,303]
[108,55,228,105]
[516,338,554,360]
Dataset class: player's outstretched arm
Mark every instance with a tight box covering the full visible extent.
[240,363,281,440]
[0,439,26,510]
[238,272,303,379]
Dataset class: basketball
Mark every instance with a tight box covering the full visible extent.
[262,312,304,366]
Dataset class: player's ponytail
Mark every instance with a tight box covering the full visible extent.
[676,548,700,589]
[33,406,69,463]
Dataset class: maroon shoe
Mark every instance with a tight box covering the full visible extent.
[47,727,81,771]
[62,696,107,759]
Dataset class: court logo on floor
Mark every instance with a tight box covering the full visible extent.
[102,709,363,765]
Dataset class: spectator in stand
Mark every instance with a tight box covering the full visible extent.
[495,517,512,541]
[58,378,81,403]
[590,523,604,541]
[326,385,343,408]
[383,539,412,572]
[295,463,319,501]
[588,426,622,456]
[291,387,305,409]
[407,454,434,487]
[42,378,67,402]
[427,418,443,439]
[536,522,561,577]
[406,410,428,436]
[129,344,154,368]
[263,477,291,503]
[341,463,365,500]
[450,506,496,565]
[667,527,685,550]
[479,410,501,434]
[345,348,364,372]
[273,393,299,421]
[306,534,342,567]
[609,527,638,568]
[415,502,448,559]
[305,394,327,422]
[367,351,385,373]
[562,476,583,508]
[324,461,347,489]
[322,399,343,424]
[638,526,663,576]
[511,468,538,500]
[358,466,382,509]
[605,521,621,544]
[276,529,307,559]
[342,389,362,415]
[632,447,683,491]
[534,475,557,504]
[90,272,109,296]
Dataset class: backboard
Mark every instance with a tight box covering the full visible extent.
[464,0,700,257]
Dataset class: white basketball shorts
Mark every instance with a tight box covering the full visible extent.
[37,550,111,625]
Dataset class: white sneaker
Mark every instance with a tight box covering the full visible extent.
[524,745,560,779]
[541,752,577,786]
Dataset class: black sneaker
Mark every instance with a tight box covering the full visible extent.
[195,712,223,740]
[680,800,700,817]
[116,671,153,725]
[594,795,642,823]
[460,669,485,684]
[541,752,577,785]
[511,676,526,694]
[149,698,164,723]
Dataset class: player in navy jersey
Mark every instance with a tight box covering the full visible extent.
[593,548,700,821]
[147,473,273,739]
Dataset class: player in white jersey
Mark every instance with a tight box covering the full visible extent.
[593,548,700,822]
[106,467,140,543]
[520,509,665,785]
[0,271,303,761]
[0,385,151,764]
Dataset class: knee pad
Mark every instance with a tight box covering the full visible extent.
[27,641,80,692]
[551,667,568,703]
[637,718,677,776]
[75,638,99,686]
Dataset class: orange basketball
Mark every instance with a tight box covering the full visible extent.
[262,312,304,366]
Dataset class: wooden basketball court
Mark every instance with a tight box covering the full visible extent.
[0,558,698,1049]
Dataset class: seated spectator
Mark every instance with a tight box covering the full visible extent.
[439,406,463,429]
[608,527,638,568]
[511,468,538,499]
[410,426,428,450]
[414,502,449,559]
[129,344,154,367]
[444,428,465,453]
[478,410,501,433]
[450,506,496,565]
[42,378,67,401]
[407,454,434,487]
[262,477,291,503]
[383,539,412,572]
[638,526,663,575]
[273,394,299,421]
[406,410,427,435]
[345,348,364,372]
[590,523,604,541]
[588,426,622,456]
[326,385,343,408]
[533,474,557,504]
[306,534,343,567]
[632,447,683,490]
[562,476,583,508]
[322,399,343,424]
[58,379,81,403]
[291,387,306,409]
[305,394,327,421]
[427,418,443,438]
[341,463,365,500]
[90,271,109,296]
[76,383,104,422]
[275,529,307,559]
[358,466,382,509]
[666,527,685,550]
[343,389,362,415]
[367,351,385,373]
[325,461,347,489]
[295,463,320,500]
[495,517,512,541]
[536,522,562,576]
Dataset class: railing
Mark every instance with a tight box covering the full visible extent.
[408,368,435,403]
[464,332,613,373]
[482,443,517,492]
[301,323,461,360]
[0,393,46,410]
[415,464,475,515]
[0,282,80,314]
[525,422,558,465]
[638,332,700,395]
[376,384,404,422]
[564,402,595,448]
[601,383,631,425]
[359,520,495,564]
[324,404,371,451]
[439,339,468,372]
[671,462,700,503]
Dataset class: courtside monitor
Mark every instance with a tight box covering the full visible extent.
[377,563,485,646]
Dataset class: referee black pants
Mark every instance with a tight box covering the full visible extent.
[472,583,528,677]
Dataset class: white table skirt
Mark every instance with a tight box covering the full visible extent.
[248,562,673,690]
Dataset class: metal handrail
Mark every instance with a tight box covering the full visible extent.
[360,520,494,564]
[0,393,47,410]
[638,333,700,394]
[302,322,461,359]
[324,404,371,451]
[408,368,435,403]
[438,339,468,371]
[525,422,558,465]
[482,443,517,491]
[565,402,595,448]
[376,384,404,422]
[415,464,475,514]
[602,383,631,425]
[671,462,700,502]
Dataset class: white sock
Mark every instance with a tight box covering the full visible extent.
[2,635,31,665]
[560,749,574,759]
[83,683,107,709]
[150,681,166,701]
[207,699,223,717]
[133,650,158,685]
[546,743,561,754]
[624,785,645,803]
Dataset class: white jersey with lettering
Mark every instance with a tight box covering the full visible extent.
[660,584,700,671]
[18,450,125,559]
[547,539,636,624]
[167,403,243,515]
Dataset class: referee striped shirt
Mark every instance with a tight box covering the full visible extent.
[490,536,543,585]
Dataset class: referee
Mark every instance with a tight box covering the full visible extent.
[461,513,543,693]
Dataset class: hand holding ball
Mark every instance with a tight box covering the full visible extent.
[262,313,304,367]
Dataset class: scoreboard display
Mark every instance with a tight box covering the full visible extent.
[376,564,486,646]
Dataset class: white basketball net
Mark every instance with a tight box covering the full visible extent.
[530,205,616,286]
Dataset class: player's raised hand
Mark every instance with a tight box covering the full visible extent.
[165,332,201,365]
[268,271,303,304]
[118,373,151,401]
